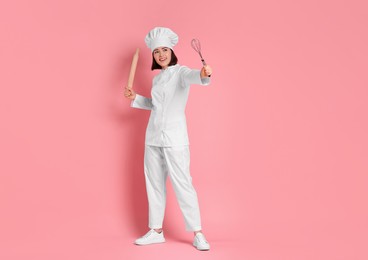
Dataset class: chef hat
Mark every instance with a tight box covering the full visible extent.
[145,27,179,52]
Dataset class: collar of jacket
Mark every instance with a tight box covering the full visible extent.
[160,64,180,74]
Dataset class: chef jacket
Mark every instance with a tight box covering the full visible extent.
[131,64,210,147]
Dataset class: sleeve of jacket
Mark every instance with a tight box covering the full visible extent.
[180,66,210,87]
[130,94,153,110]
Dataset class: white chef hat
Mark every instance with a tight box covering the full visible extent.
[145,27,179,52]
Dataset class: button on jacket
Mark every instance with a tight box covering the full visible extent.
[131,64,210,147]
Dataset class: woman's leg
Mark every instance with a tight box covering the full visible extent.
[144,145,168,230]
[162,146,202,232]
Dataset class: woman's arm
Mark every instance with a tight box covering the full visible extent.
[181,65,213,86]
[124,87,153,110]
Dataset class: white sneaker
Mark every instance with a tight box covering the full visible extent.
[134,229,165,245]
[193,233,210,251]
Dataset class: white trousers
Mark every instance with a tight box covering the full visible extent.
[144,145,202,231]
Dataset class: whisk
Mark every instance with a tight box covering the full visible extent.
[191,39,210,77]
[191,38,207,65]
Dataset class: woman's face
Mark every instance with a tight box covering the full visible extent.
[153,47,172,69]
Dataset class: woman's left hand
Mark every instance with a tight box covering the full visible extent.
[201,65,212,78]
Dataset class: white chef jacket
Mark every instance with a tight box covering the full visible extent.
[131,64,210,147]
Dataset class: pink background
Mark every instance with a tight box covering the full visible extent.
[1,0,367,259]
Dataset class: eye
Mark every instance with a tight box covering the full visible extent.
[163,48,168,52]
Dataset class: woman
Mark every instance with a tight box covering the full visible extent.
[124,27,212,251]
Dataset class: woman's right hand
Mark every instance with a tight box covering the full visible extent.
[124,87,136,100]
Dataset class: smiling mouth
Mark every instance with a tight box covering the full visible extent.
[159,57,167,62]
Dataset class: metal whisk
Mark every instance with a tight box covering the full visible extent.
[191,38,207,66]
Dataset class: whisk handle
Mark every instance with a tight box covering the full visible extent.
[201,59,211,77]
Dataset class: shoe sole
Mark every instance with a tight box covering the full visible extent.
[193,242,210,251]
[135,239,166,246]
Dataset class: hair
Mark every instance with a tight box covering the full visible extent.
[151,49,178,70]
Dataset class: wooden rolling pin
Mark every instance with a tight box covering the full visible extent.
[127,48,140,89]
